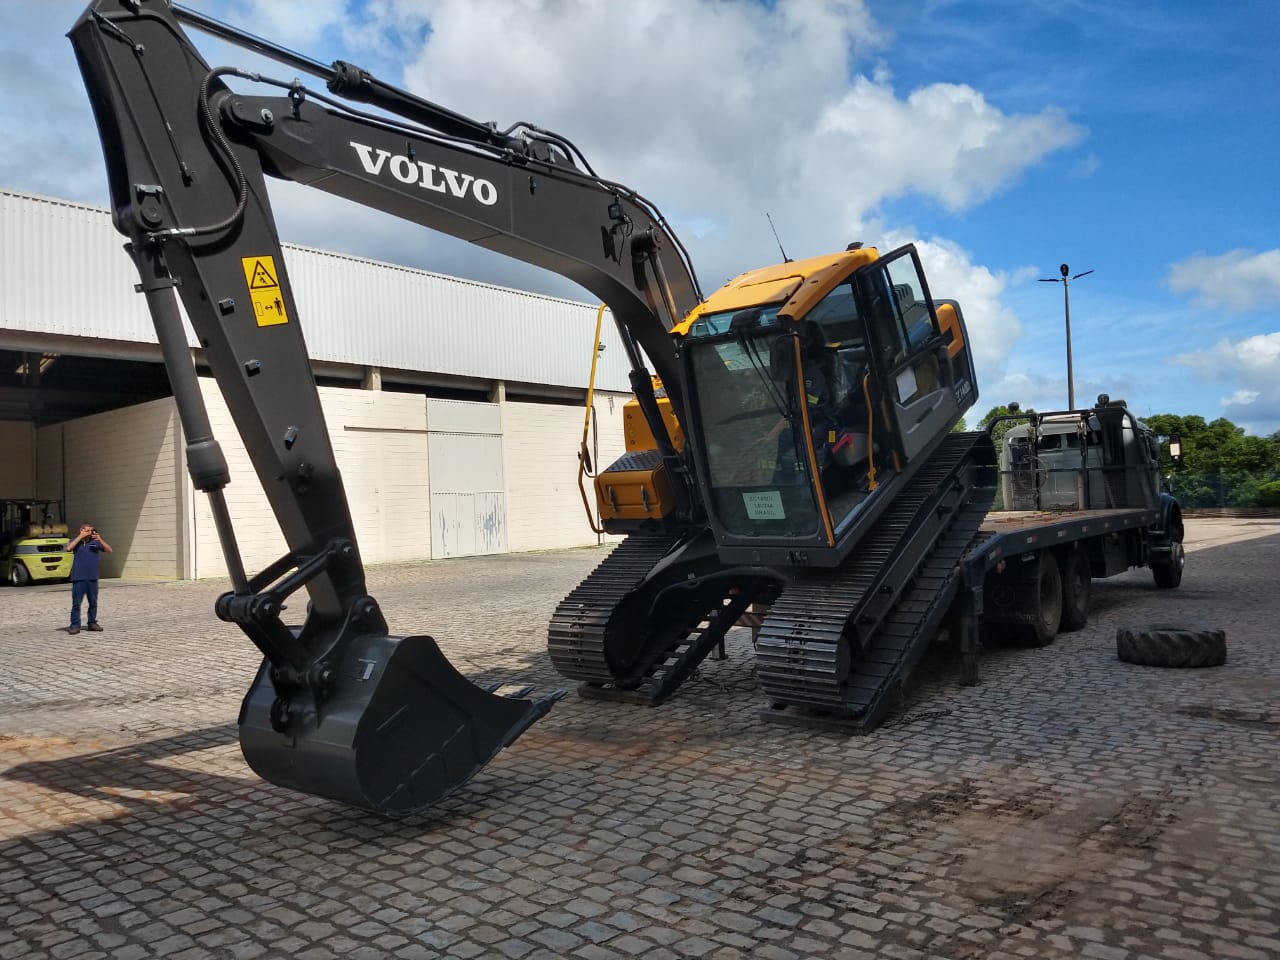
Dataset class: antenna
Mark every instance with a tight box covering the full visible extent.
[766,212,791,263]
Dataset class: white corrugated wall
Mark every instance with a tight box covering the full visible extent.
[2,189,636,393]
[282,244,635,389]
[3,188,650,581]
[187,381,622,580]
[502,394,629,553]
[0,191,160,343]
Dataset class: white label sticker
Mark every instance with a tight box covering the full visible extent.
[896,365,918,402]
[743,490,786,520]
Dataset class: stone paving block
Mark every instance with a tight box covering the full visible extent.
[1,520,1278,959]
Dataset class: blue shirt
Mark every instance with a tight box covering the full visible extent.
[70,540,104,581]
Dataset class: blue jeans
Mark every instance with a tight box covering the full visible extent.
[71,579,99,628]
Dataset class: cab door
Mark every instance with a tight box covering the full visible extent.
[857,246,976,463]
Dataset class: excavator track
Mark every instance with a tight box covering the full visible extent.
[549,533,768,704]
[547,534,681,684]
[756,432,995,728]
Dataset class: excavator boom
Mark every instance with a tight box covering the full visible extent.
[68,0,702,814]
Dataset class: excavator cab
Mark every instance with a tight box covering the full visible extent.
[676,244,978,568]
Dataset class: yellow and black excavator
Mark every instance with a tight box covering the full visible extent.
[70,0,984,815]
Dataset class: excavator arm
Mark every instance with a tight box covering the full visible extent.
[68,0,703,814]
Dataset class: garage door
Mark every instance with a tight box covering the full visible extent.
[427,399,506,559]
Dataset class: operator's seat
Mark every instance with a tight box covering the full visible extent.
[800,322,875,476]
[819,333,873,472]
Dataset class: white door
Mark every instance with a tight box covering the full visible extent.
[428,431,507,558]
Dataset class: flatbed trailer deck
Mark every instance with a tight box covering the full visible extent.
[974,506,1162,565]
[944,502,1175,689]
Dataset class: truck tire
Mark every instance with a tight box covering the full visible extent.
[1116,626,1225,668]
[1058,546,1091,633]
[1151,508,1185,589]
[1014,551,1062,648]
[11,562,30,587]
[1152,540,1185,589]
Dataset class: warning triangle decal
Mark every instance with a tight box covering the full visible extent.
[248,259,279,289]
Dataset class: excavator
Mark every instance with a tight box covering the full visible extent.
[70,0,985,815]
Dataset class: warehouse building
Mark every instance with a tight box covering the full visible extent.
[0,188,635,580]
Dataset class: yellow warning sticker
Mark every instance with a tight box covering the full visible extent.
[240,255,289,326]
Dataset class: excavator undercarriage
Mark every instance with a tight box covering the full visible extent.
[551,432,997,727]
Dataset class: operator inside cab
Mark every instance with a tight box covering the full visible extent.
[770,318,876,499]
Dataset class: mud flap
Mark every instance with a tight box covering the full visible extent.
[239,632,560,816]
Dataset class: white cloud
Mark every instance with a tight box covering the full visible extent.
[1166,249,1280,312]
[883,230,1026,376]
[1172,331,1280,433]
[224,1,350,51]
[816,79,1084,211]
[1070,153,1100,180]
[381,0,1083,289]
[3,0,1086,396]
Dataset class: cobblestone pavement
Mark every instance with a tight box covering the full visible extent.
[1,518,1277,960]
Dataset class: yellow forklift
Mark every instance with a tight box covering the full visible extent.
[1,499,73,586]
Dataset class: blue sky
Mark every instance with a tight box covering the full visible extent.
[3,0,1278,434]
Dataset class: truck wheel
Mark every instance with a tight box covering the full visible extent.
[1014,551,1062,647]
[1059,546,1091,633]
[1116,626,1225,668]
[1152,540,1185,589]
[10,562,30,587]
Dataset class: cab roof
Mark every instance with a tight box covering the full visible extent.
[672,246,880,336]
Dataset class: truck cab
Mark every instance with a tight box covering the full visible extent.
[1000,397,1162,512]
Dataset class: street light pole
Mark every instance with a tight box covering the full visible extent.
[1039,263,1093,410]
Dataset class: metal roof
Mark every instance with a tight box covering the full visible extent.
[1,188,636,395]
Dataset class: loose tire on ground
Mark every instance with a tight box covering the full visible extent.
[1116,625,1225,668]
[1058,546,1091,633]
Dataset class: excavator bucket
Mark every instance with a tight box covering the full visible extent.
[238,632,560,815]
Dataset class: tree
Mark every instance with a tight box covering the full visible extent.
[976,404,1036,449]
[1147,413,1280,507]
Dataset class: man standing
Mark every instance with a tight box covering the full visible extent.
[67,523,112,635]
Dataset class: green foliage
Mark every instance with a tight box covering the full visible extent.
[977,404,1026,430]
[1260,480,1280,508]
[976,404,1036,451]
[1152,412,1280,507]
